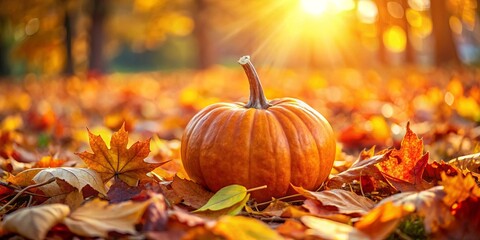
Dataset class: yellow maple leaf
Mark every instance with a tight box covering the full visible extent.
[76,124,160,186]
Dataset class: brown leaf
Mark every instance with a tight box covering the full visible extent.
[355,201,413,240]
[2,204,70,240]
[377,186,453,234]
[327,151,389,189]
[32,167,106,208]
[76,124,160,186]
[33,167,106,195]
[169,206,208,228]
[293,186,375,217]
[171,175,213,209]
[141,193,168,232]
[107,179,142,203]
[448,152,480,177]
[375,123,430,192]
[423,160,458,185]
[6,168,43,187]
[63,198,151,238]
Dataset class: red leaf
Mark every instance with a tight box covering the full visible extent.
[141,193,168,232]
[375,123,430,191]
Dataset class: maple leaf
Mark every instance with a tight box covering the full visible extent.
[375,123,429,192]
[76,124,161,186]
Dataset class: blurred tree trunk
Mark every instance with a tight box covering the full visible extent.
[63,9,74,76]
[0,16,10,77]
[193,0,216,69]
[400,0,414,64]
[374,0,388,65]
[88,0,106,75]
[430,0,460,65]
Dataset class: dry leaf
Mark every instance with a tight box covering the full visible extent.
[6,168,43,187]
[76,124,161,186]
[293,186,375,216]
[2,204,70,240]
[32,167,106,208]
[327,151,389,189]
[301,215,370,240]
[448,152,480,177]
[106,179,142,203]
[211,216,282,240]
[33,167,106,195]
[277,219,308,239]
[436,173,480,239]
[171,175,213,209]
[63,198,151,238]
[355,201,414,240]
[141,193,168,232]
[377,186,453,234]
[441,172,480,206]
[375,123,429,191]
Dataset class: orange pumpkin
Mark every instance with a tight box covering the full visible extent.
[181,56,336,203]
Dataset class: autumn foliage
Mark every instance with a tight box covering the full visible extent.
[0,66,479,239]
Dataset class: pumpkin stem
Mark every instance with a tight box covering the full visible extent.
[238,56,270,109]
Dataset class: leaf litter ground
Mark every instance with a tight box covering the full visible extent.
[0,67,479,239]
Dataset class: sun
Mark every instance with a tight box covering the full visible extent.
[299,0,328,16]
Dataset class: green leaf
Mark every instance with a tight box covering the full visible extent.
[197,193,250,218]
[193,184,247,212]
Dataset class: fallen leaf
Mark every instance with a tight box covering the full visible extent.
[63,198,151,238]
[377,186,453,234]
[375,123,429,191]
[355,201,414,240]
[6,168,43,187]
[33,167,106,195]
[2,204,70,240]
[193,184,247,212]
[301,215,370,240]
[171,175,213,209]
[327,151,389,189]
[76,124,161,186]
[293,186,375,216]
[141,193,168,232]
[212,216,282,240]
[106,179,142,203]
[246,199,291,217]
[31,167,106,208]
[33,156,67,168]
[197,193,250,218]
[441,172,480,206]
[169,206,208,228]
[448,152,480,177]
[277,219,308,239]
[423,160,458,185]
